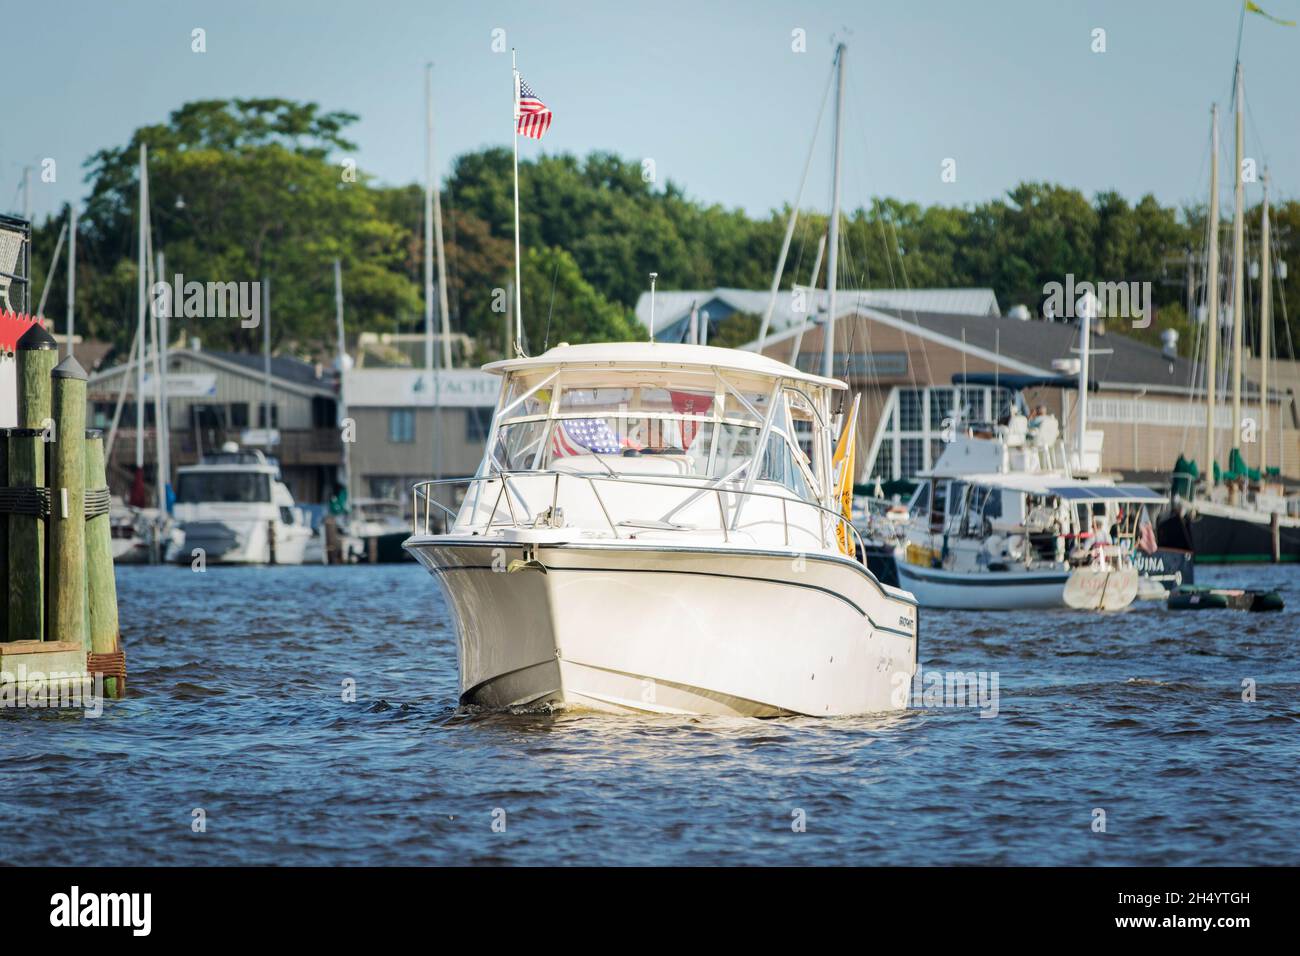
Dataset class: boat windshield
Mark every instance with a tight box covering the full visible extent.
[487,373,822,501]
[176,471,271,504]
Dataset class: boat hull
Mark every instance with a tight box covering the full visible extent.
[1158,507,1300,563]
[173,519,311,565]
[895,561,1071,610]
[406,538,919,717]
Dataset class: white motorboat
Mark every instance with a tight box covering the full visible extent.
[405,342,919,717]
[169,443,313,565]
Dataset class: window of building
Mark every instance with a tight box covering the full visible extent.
[229,402,250,428]
[900,437,925,478]
[257,402,279,428]
[464,407,493,442]
[899,389,925,431]
[388,409,415,443]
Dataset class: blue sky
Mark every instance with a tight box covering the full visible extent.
[5,0,1298,223]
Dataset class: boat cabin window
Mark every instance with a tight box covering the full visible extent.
[176,471,271,504]
[909,481,931,517]
[958,484,1001,536]
[487,372,825,502]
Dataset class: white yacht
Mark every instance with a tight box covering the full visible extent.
[405,342,919,717]
[170,443,313,565]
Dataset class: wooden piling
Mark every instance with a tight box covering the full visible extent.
[17,323,56,428]
[9,324,56,643]
[6,427,46,642]
[49,355,88,649]
[85,430,122,698]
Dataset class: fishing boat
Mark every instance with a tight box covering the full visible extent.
[405,342,919,716]
[169,443,313,565]
[890,426,1157,612]
[865,368,1184,611]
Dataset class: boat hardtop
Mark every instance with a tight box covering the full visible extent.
[484,341,846,391]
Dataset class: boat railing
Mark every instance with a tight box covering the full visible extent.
[409,471,866,557]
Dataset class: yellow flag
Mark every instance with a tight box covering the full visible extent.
[1246,1,1297,26]
[831,394,861,556]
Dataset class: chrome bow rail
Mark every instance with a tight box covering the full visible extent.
[410,471,865,556]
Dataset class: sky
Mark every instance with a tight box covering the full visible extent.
[5,0,1298,224]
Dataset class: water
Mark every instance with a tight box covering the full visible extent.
[3,562,1297,866]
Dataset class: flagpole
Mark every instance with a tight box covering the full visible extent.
[511,49,524,356]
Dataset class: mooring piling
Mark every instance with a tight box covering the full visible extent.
[1,323,126,703]
[17,322,56,428]
[49,354,88,651]
[9,324,57,642]
[84,430,124,698]
[5,426,45,642]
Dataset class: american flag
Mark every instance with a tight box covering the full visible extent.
[516,76,552,139]
[552,418,623,458]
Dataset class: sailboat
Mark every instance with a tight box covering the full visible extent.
[405,45,919,716]
[1157,65,1300,562]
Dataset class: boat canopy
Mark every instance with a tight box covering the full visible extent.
[951,372,1097,392]
[486,342,846,392]
[1046,484,1167,503]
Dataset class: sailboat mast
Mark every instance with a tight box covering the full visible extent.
[136,144,148,471]
[1259,169,1272,477]
[334,259,351,512]
[262,277,272,436]
[1077,291,1093,464]
[1204,105,1221,484]
[430,69,452,372]
[1230,63,1246,467]
[156,250,169,504]
[65,206,77,356]
[820,43,846,381]
[423,64,435,395]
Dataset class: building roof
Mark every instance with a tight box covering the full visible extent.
[484,341,846,390]
[88,346,337,398]
[211,349,332,388]
[761,305,1225,397]
[872,307,1205,395]
[635,286,1001,336]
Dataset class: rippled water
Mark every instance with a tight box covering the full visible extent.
[2,561,1297,865]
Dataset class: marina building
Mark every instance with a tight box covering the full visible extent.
[86,342,345,504]
[754,305,1299,485]
[342,365,498,504]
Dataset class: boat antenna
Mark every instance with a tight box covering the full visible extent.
[542,254,560,352]
[648,272,658,343]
